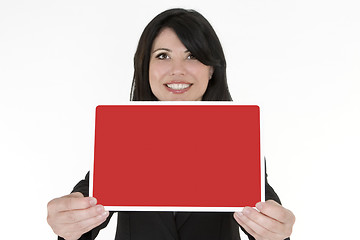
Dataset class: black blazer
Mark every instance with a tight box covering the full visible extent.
[58,172,287,240]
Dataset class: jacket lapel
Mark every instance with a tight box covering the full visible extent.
[157,212,178,240]
[175,212,191,230]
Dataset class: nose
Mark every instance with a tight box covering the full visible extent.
[170,59,186,76]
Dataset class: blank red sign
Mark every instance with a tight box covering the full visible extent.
[92,104,262,211]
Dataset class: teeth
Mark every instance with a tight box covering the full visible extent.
[166,83,191,90]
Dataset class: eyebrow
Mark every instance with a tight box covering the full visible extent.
[152,48,190,54]
[152,48,171,54]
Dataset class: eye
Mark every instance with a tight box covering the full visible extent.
[155,53,170,60]
[187,53,197,60]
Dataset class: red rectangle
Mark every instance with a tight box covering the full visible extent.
[91,104,263,211]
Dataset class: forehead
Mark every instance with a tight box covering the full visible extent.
[152,28,186,50]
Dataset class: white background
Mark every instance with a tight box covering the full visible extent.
[0,0,359,239]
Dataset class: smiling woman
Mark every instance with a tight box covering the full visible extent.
[130,8,232,101]
[47,8,295,240]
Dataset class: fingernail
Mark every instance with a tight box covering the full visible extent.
[98,210,109,219]
[255,202,263,210]
[235,212,243,218]
[242,207,250,215]
[96,205,105,213]
[89,197,97,206]
[97,210,109,219]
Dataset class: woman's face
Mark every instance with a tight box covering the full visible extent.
[149,28,213,101]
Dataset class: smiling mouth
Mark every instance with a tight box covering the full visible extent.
[165,83,192,90]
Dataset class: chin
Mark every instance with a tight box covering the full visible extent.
[154,91,203,101]
[168,95,200,101]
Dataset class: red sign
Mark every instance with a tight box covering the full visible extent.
[91,104,263,211]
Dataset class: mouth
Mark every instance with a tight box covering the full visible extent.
[164,82,193,94]
[165,83,192,90]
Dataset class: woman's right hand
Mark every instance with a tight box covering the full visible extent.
[47,192,109,240]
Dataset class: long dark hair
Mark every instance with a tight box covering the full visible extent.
[130,8,232,101]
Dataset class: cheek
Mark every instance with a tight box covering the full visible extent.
[149,62,169,83]
[188,64,212,82]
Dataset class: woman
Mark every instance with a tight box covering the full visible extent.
[47,8,295,240]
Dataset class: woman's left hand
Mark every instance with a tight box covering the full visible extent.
[233,200,295,240]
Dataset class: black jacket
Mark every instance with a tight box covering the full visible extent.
[58,171,288,240]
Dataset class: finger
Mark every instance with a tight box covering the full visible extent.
[56,205,107,224]
[55,211,109,240]
[50,194,97,212]
[233,212,260,239]
[241,207,287,235]
[66,210,109,233]
[256,200,294,224]
[80,212,110,235]
[63,192,84,198]
[234,211,283,240]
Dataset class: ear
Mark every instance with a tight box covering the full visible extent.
[209,67,214,80]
